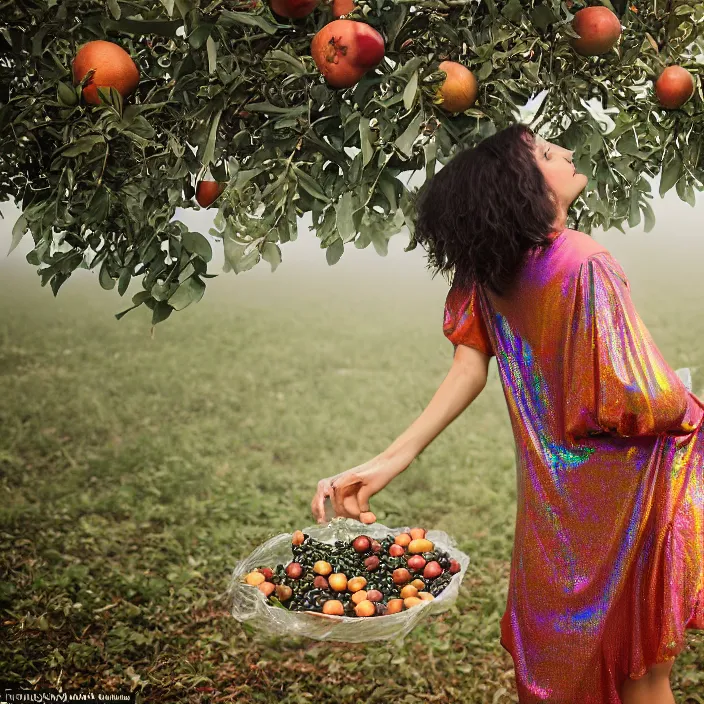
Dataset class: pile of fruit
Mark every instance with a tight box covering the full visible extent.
[242,527,461,618]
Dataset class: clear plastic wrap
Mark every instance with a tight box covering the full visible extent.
[227,517,471,643]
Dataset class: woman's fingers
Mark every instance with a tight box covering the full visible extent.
[331,476,364,519]
[342,489,362,519]
[313,471,374,523]
[312,479,333,523]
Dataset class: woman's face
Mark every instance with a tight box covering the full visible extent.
[533,137,588,209]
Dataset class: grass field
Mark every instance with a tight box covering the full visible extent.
[1,222,703,703]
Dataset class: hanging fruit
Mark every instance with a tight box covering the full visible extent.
[331,0,356,17]
[195,180,225,208]
[655,65,695,109]
[311,19,385,88]
[436,61,479,113]
[568,6,622,56]
[269,0,320,19]
[72,40,139,105]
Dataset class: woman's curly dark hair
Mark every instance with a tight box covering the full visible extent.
[412,123,560,297]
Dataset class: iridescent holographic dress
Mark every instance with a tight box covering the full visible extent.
[442,228,704,703]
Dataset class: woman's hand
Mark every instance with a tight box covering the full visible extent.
[310,455,407,524]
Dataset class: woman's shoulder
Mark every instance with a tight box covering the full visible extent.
[561,228,613,267]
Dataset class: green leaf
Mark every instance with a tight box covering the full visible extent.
[107,0,121,20]
[292,164,329,203]
[99,259,115,290]
[335,191,356,243]
[105,17,183,37]
[189,23,213,49]
[218,9,280,34]
[530,4,557,31]
[641,200,656,233]
[182,231,213,262]
[261,242,282,272]
[202,109,223,167]
[117,267,131,296]
[326,237,343,265]
[359,117,374,168]
[267,49,307,76]
[659,152,682,197]
[245,102,307,116]
[57,82,78,107]
[403,71,418,112]
[168,275,205,310]
[395,110,424,158]
[151,301,173,325]
[8,213,28,255]
[61,135,105,158]
[206,36,217,75]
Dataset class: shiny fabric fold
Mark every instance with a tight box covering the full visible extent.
[442,229,704,703]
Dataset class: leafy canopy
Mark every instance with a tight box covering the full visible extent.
[1,0,703,324]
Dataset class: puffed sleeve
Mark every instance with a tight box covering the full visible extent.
[564,251,703,443]
[443,281,495,358]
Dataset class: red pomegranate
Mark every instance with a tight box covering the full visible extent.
[311,19,385,88]
[569,6,622,56]
[72,40,139,105]
[436,61,478,112]
[196,180,225,208]
[269,0,319,18]
[655,66,695,109]
[332,0,355,16]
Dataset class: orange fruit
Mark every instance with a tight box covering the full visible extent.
[351,590,368,605]
[354,600,376,617]
[400,584,419,599]
[437,61,478,113]
[322,599,345,615]
[245,571,266,586]
[394,532,412,547]
[347,576,368,592]
[313,560,333,575]
[72,40,139,105]
[408,538,434,554]
[328,573,348,592]
[386,598,404,614]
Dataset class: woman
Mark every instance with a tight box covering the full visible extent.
[309,123,704,703]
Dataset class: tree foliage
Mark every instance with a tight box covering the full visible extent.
[1,0,702,324]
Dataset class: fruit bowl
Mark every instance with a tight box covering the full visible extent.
[227,517,470,643]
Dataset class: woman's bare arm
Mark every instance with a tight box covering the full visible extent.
[376,345,490,472]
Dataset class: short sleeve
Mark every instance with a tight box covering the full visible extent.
[443,281,495,358]
[564,251,703,443]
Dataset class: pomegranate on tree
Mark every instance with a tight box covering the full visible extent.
[331,0,355,16]
[436,61,478,113]
[196,180,225,208]
[655,66,694,109]
[569,6,622,56]
[269,0,319,18]
[311,19,385,88]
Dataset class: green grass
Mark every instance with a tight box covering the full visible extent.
[1,247,703,703]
